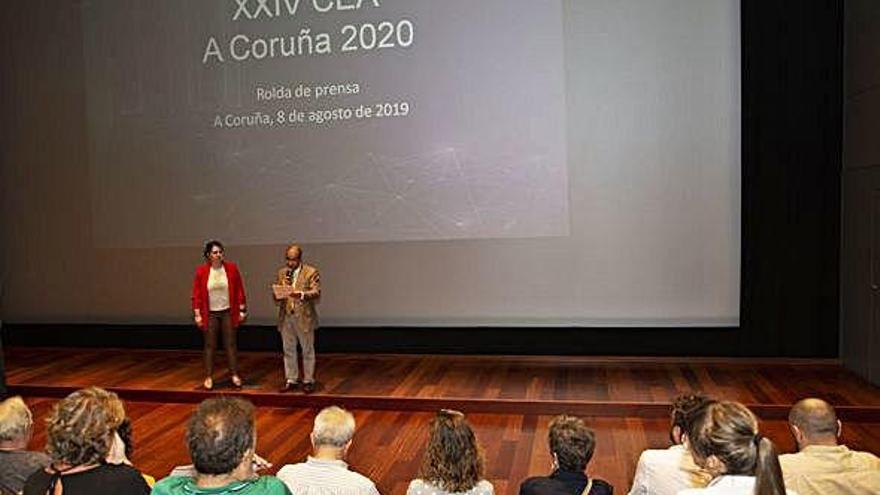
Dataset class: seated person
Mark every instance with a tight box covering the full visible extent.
[276,406,379,495]
[152,397,289,495]
[0,397,50,495]
[779,398,880,495]
[105,417,156,487]
[628,394,713,495]
[519,415,612,495]
[408,409,493,495]
[23,387,150,495]
[680,401,793,495]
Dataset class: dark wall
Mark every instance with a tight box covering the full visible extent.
[841,0,880,384]
[1,0,844,357]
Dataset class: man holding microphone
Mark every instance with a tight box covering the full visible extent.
[273,243,321,393]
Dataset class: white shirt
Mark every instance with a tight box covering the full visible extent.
[628,444,711,495]
[207,265,230,311]
[276,457,379,495]
[678,475,798,495]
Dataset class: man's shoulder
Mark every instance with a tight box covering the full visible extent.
[303,263,319,275]
[151,475,191,494]
[781,445,880,470]
[278,461,374,484]
[252,476,291,494]
[518,475,551,491]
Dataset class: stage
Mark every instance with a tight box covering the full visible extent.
[5,347,880,493]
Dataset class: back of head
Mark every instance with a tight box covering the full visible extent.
[548,415,596,473]
[419,409,484,493]
[788,398,839,445]
[687,401,785,495]
[187,397,255,475]
[0,396,33,445]
[46,387,125,466]
[670,394,712,443]
[312,406,355,448]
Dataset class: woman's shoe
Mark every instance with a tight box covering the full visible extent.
[231,374,243,389]
[203,377,214,390]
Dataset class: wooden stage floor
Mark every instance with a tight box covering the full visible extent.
[6,348,880,494]
[6,347,880,419]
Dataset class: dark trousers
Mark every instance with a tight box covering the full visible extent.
[204,310,238,376]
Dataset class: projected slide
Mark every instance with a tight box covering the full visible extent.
[83,0,568,247]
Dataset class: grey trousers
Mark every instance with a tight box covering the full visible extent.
[279,315,315,383]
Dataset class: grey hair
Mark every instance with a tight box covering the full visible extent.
[0,396,34,442]
[312,406,355,447]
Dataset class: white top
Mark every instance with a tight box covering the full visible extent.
[207,265,230,311]
[406,479,494,495]
[276,457,380,495]
[628,444,711,495]
[678,475,798,495]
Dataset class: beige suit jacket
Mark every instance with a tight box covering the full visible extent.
[275,263,320,332]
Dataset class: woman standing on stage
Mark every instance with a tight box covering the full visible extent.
[191,240,247,390]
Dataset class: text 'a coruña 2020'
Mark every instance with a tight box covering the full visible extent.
[202,20,414,64]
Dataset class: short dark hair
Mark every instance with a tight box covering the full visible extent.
[203,240,224,259]
[671,394,712,432]
[548,415,595,472]
[186,397,255,475]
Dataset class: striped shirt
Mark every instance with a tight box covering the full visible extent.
[276,457,379,495]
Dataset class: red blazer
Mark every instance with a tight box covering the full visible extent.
[191,261,247,330]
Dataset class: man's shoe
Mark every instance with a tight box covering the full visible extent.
[303,382,316,394]
[279,381,301,392]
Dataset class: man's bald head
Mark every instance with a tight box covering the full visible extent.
[788,398,840,447]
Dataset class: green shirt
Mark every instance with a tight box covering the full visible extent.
[151,476,291,495]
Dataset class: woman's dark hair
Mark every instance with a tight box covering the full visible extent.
[116,417,134,458]
[417,410,484,493]
[686,401,785,495]
[548,415,596,472]
[186,397,255,475]
[203,240,224,259]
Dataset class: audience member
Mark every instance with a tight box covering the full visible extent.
[105,417,156,487]
[276,406,379,495]
[23,387,150,495]
[407,409,493,495]
[779,398,879,495]
[152,397,289,495]
[0,397,50,495]
[680,401,791,495]
[519,414,612,495]
[628,394,713,495]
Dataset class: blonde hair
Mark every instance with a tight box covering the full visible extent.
[46,387,125,466]
[0,396,33,442]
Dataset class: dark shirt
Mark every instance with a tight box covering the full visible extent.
[23,463,150,495]
[0,450,50,495]
[519,470,613,495]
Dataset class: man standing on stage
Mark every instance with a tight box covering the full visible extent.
[274,243,321,393]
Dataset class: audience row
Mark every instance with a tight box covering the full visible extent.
[0,389,877,495]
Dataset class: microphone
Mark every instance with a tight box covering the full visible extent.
[286,268,294,284]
